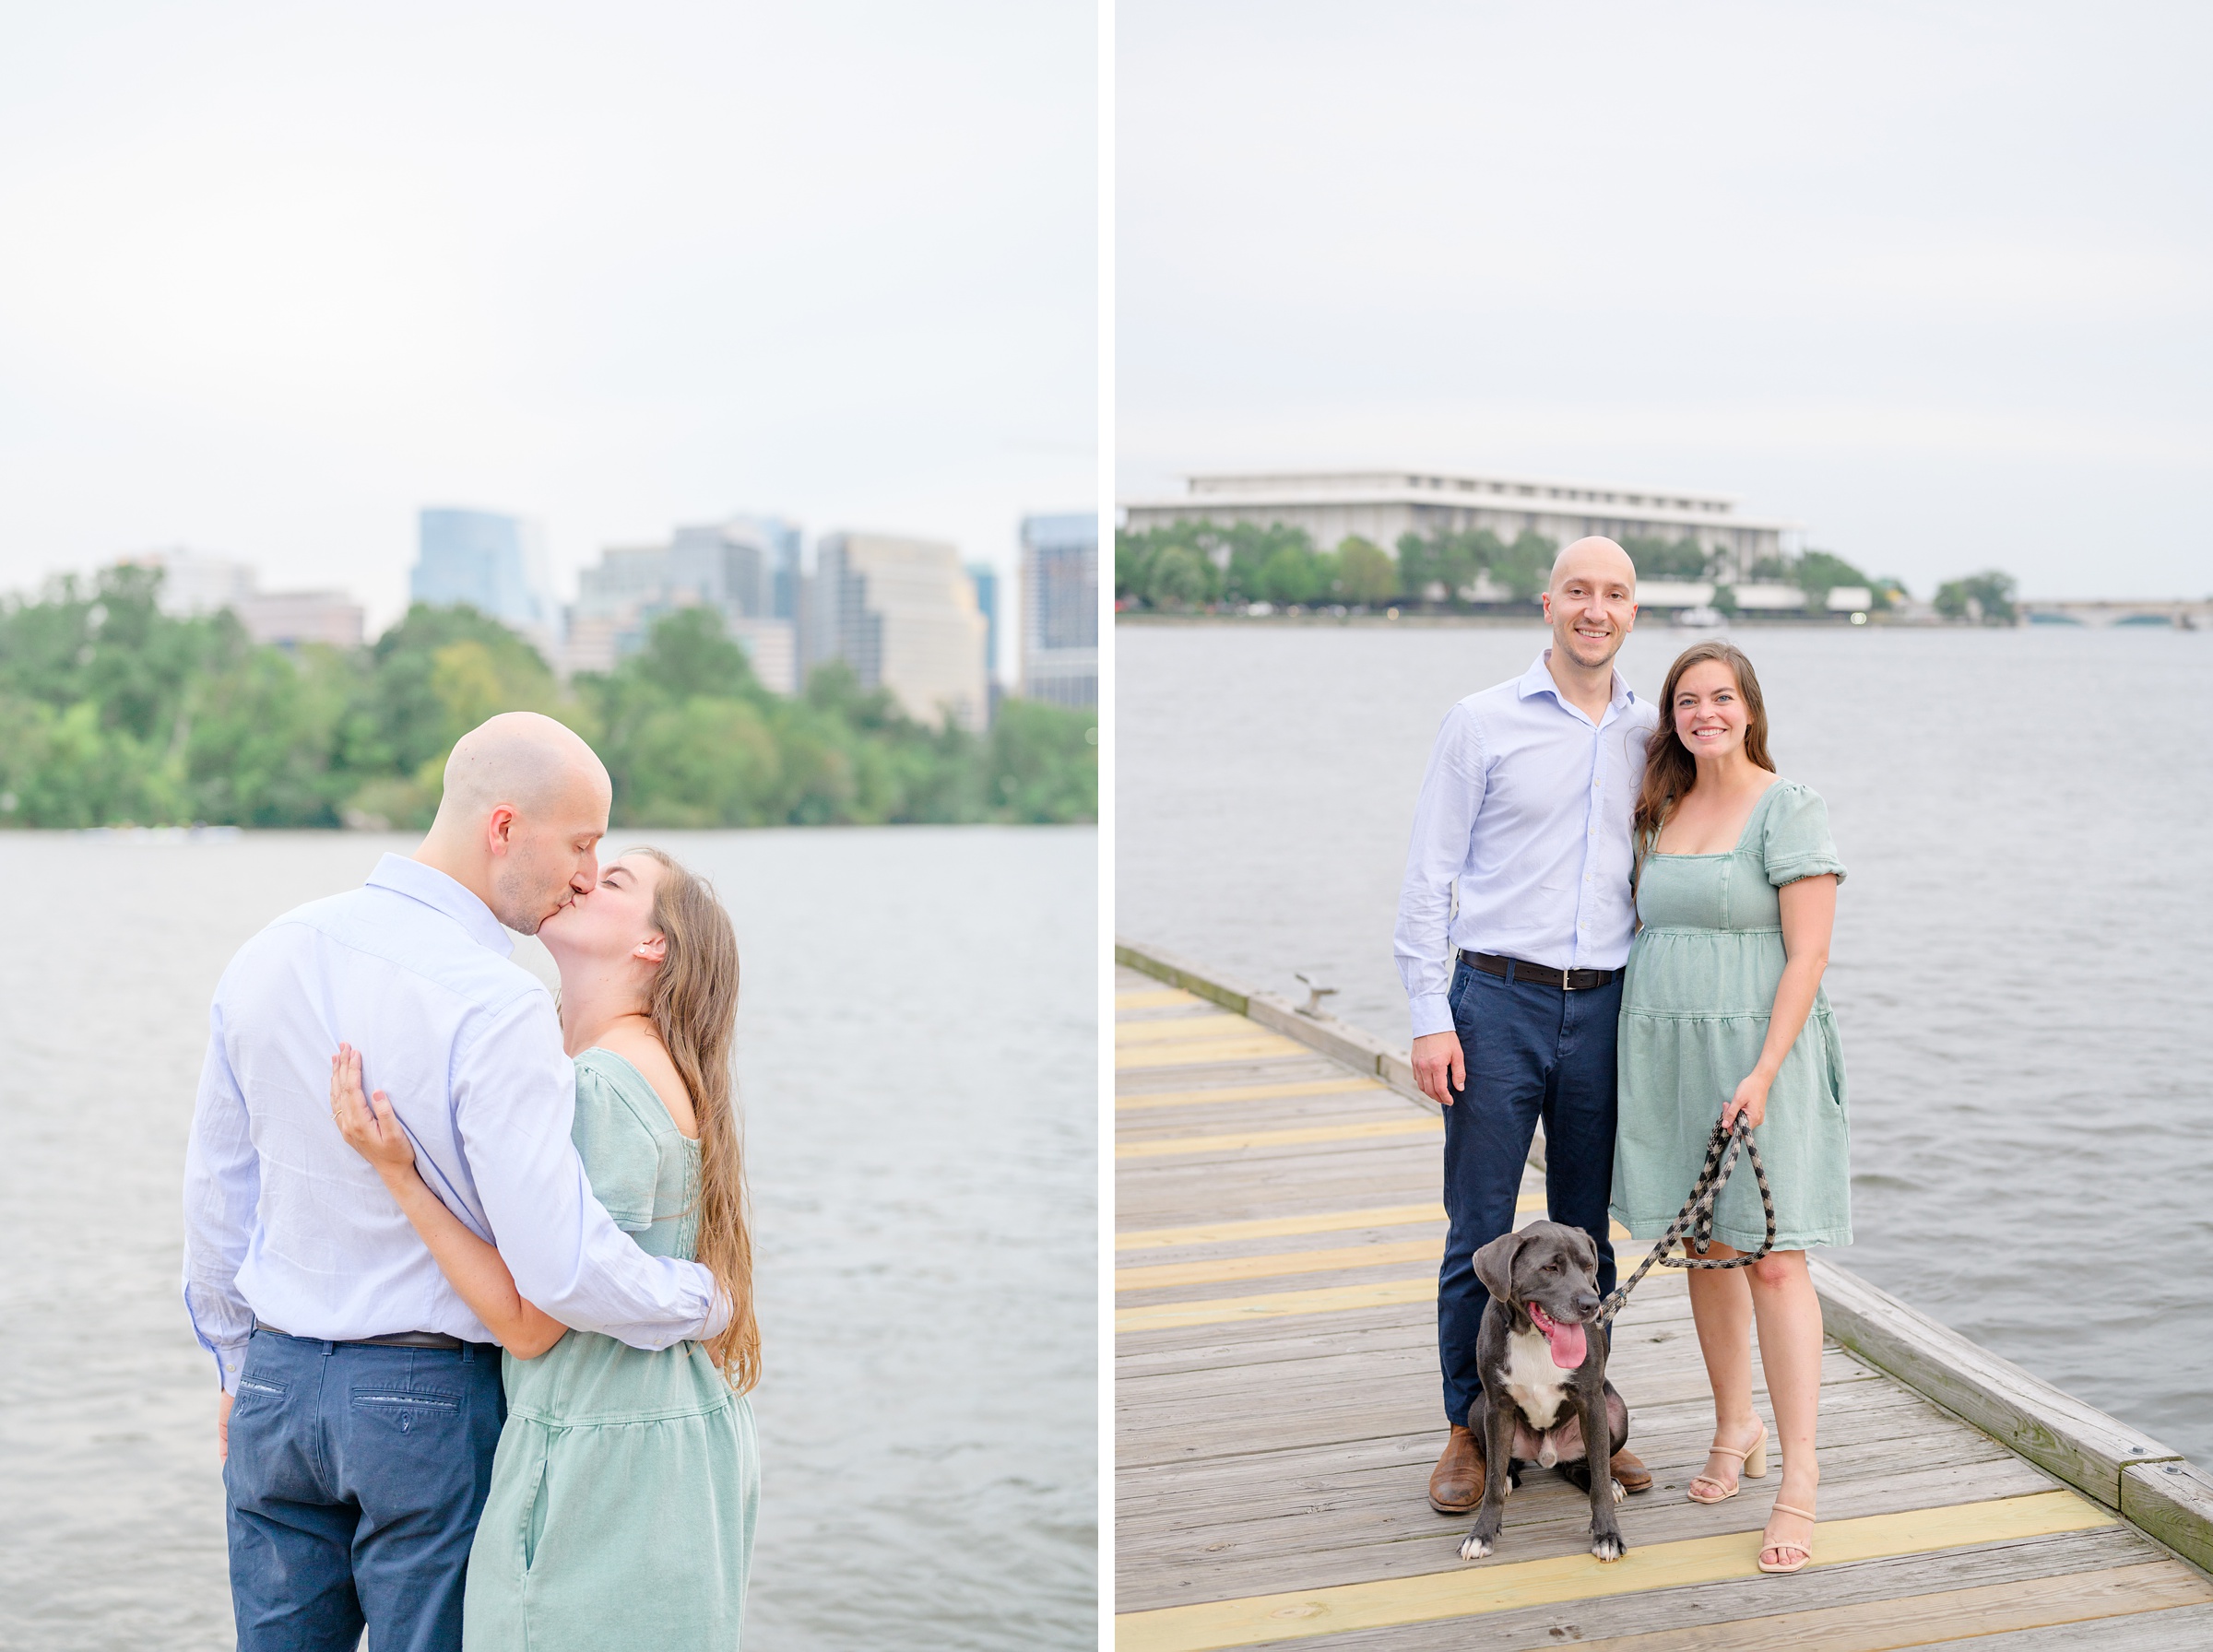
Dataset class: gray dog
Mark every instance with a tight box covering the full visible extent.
[1457,1221,1630,1564]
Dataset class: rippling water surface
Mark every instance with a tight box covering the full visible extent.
[1118,620,2213,1466]
[0,826,1096,1650]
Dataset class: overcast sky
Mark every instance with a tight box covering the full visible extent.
[1119,2,2212,600]
[0,2,1095,641]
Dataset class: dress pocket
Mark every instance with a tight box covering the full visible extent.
[1820,1016,1848,1110]
[522,1446,551,1572]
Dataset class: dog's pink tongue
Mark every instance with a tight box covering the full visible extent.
[1534,1309,1588,1368]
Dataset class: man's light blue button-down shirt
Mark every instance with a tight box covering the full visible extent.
[183,855,721,1393]
[1394,650,1660,1041]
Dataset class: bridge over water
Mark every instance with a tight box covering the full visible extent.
[2018,599,2207,628]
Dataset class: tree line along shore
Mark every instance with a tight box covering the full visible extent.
[1116,521,2019,622]
[0,565,1097,831]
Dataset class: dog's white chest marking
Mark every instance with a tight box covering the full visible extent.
[1501,1325,1575,1443]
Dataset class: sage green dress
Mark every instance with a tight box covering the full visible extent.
[1611,779,1852,1251]
[464,1048,759,1650]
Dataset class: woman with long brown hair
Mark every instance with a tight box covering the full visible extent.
[1611,640,1849,1576]
[331,846,760,1647]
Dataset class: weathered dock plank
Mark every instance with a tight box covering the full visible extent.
[1114,950,2213,1649]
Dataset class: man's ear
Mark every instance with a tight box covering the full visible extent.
[485,804,518,853]
[1472,1231,1526,1307]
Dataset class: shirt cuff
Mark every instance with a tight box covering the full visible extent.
[211,1337,249,1397]
[1410,993,1455,1041]
[696,1284,733,1343]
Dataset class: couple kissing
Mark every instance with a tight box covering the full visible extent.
[183,713,761,1651]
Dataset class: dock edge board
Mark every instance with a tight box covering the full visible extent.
[1116,935,2213,1578]
[1116,938,1438,1114]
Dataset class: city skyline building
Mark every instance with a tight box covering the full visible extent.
[813,532,989,731]
[411,507,560,654]
[1120,468,1801,584]
[565,513,804,692]
[1019,512,1098,709]
[121,547,364,649]
[966,562,1000,684]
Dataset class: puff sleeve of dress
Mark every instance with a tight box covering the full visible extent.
[1762,780,1847,890]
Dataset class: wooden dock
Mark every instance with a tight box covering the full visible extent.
[1114,944,2213,1650]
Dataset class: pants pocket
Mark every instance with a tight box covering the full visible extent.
[349,1387,461,1435]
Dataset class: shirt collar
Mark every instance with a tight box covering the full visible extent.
[365,854,515,957]
[1517,649,1636,716]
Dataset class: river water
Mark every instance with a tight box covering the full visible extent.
[1118,619,2213,1468]
[0,826,1096,1650]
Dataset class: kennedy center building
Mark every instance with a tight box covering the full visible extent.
[1122,468,1799,583]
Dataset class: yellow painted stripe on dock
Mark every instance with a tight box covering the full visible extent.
[1565,1559,2213,1651]
[1119,1277,1437,1332]
[1116,1078,1387,1112]
[1116,1118,1441,1159]
[1115,1202,1450,1251]
[1112,1194,1561,1252]
[1111,1489,2115,1652]
[1116,1037,1310,1071]
[1118,1238,1441,1292]
[1117,1015,1268,1045]
[1117,987,1204,1009]
[1118,1228,1641,1321]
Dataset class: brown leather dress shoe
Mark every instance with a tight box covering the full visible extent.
[1428,1424,1487,1514]
[1610,1446,1652,1494]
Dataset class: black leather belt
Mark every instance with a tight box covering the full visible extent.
[1461,950,1625,992]
[255,1320,470,1351]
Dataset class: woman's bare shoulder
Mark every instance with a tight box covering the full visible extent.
[588,1024,699,1139]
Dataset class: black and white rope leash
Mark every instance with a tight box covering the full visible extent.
[1593,1114,1776,1328]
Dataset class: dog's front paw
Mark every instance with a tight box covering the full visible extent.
[1458,1531,1495,1562]
[1610,1479,1626,1504]
[1590,1528,1626,1564]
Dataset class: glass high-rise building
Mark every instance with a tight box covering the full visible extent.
[411,508,559,648]
[1019,512,1097,709]
[966,563,1000,686]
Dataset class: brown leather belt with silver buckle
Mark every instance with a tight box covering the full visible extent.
[255,1320,469,1351]
[1461,950,1625,992]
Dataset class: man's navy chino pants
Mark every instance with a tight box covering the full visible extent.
[1437,956,1621,1430]
[223,1328,505,1652]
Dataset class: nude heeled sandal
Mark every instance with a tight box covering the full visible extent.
[1757,1502,1817,1575]
[1686,1424,1768,1504]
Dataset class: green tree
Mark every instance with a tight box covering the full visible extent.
[621,697,784,827]
[1115,522,1233,609]
[1333,537,1399,603]
[0,579,1097,829]
[1621,536,1710,580]
[984,700,1097,822]
[1142,544,1213,608]
[347,603,561,780]
[1396,528,1508,603]
[186,645,357,825]
[1257,542,1327,605]
[1495,531,1558,601]
[1935,571,2018,624]
[1213,523,1319,604]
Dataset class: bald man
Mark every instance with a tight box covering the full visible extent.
[1392,538,1661,1515]
[183,713,726,1652]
